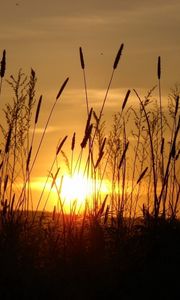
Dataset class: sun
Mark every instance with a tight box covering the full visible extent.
[59,172,110,213]
[29,172,110,213]
[60,172,94,209]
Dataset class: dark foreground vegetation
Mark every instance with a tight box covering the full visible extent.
[0,214,180,299]
[0,46,179,299]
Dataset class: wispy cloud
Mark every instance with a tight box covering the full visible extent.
[31,126,61,134]
[2,1,180,44]
[0,27,51,41]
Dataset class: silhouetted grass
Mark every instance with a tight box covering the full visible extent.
[0,46,179,299]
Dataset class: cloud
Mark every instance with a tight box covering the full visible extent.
[0,28,48,41]
[1,0,179,114]
[31,126,61,134]
[2,0,180,44]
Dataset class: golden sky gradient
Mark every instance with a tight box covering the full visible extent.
[1,0,180,112]
[0,0,180,210]
[0,0,179,87]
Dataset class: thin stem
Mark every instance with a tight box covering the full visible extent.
[83,69,89,116]
[134,89,158,218]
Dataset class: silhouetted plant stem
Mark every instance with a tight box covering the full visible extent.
[29,78,69,174]
[70,132,76,175]
[0,49,6,95]
[79,47,89,115]
[158,57,165,215]
[9,97,19,205]
[134,89,158,219]
[16,79,69,207]
[159,116,180,209]
[83,45,124,178]
[96,90,130,202]
[32,136,67,222]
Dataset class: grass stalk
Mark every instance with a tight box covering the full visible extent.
[134,89,158,219]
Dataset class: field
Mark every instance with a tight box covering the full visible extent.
[0,47,180,299]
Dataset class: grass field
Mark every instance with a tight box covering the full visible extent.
[0,46,179,299]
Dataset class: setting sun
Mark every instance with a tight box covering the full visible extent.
[60,172,110,212]
[29,172,110,212]
[60,173,93,206]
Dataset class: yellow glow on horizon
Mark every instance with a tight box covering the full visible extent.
[14,174,149,215]
[29,172,111,212]
[60,172,110,212]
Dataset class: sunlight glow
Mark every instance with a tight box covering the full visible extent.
[61,173,93,204]
[60,172,110,211]
[29,173,111,212]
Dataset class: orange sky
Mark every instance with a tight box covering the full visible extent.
[1,1,179,120]
[1,0,180,89]
[0,0,180,210]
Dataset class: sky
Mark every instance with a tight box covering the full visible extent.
[0,0,180,209]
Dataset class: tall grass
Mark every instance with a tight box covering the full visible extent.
[0,46,179,288]
[0,47,179,222]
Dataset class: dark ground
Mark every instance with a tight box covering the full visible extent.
[0,217,180,300]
